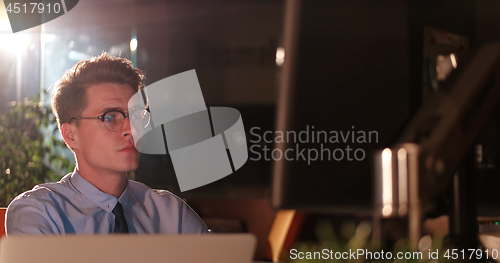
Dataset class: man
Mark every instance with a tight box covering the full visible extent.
[6,53,209,235]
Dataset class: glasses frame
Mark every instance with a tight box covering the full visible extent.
[68,108,150,132]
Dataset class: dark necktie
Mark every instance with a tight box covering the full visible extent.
[112,202,129,233]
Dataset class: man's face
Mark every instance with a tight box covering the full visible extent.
[70,83,140,175]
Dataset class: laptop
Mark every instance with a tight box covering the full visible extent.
[0,234,256,263]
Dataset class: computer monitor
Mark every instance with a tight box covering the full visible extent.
[272,0,411,214]
[272,0,500,221]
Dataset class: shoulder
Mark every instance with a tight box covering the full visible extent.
[11,173,73,202]
[7,174,75,221]
[6,176,75,235]
[10,174,75,204]
[7,186,54,218]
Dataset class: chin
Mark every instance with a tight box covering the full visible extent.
[123,154,140,169]
[113,160,138,173]
[120,161,139,172]
[127,161,140,171]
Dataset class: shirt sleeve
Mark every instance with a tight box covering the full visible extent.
[178,199,210,234]
[6,195,60,235]
[150,189,210,234]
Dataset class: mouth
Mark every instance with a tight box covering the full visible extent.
[119,144,138,153]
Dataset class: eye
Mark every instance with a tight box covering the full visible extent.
[103,114,114,122]
[104,111,122,123]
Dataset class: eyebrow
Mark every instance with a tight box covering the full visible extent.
[96,105,144,116]
[98,107,126,114]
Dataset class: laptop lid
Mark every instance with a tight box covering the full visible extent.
[0,234,256,263]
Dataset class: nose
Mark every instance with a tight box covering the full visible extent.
[121,116,132,137]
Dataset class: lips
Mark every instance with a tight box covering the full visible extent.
[119,144,137,152]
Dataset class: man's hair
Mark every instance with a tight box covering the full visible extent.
[51,52,145,129]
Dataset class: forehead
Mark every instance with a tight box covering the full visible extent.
[83,83,136,114]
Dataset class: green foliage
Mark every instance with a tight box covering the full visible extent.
[0,95,73,207]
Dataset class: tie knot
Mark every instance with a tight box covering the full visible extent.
[112,202,125,218]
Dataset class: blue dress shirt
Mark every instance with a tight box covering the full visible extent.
[5,170,209,235]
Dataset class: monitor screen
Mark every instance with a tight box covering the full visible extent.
[272,0,411,214]
[271,1,500,220]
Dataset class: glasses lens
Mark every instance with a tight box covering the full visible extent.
[142,110,151,128]
[130,109,151,129]
[103,111,125,131]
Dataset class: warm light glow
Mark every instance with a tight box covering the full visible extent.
[397,148,408,216]
[450,53,457,69]
[275,47,285,66]
[436,54,455,81]
[0,33,31,54]
[382,148,392,216]
[130,38,138,51]
[418,235,432,252]
[382,204,392,216]
[268,210,296,262]
[0,2,12,32]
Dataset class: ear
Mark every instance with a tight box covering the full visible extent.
[60,123,79,150]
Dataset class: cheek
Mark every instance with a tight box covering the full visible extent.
[77,128,111,154]
[82,138,108,161]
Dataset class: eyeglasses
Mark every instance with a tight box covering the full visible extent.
[69,108,151,132]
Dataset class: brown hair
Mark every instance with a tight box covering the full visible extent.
[51,52,145,129]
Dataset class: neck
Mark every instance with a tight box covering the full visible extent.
[76,165,127,198]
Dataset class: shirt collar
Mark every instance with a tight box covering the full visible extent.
[69,169,131,213]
